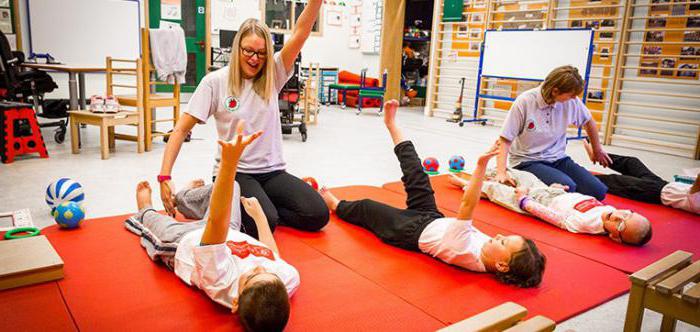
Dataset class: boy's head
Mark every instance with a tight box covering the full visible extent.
[232,266,290,332]
[602,210,652,246]
[481,235,546,288]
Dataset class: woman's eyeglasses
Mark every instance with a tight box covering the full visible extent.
[241,47,267,59]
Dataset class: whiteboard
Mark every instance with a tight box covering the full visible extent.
[28,0,140,66]
[481,29,594,80]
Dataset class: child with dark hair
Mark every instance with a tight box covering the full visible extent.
[320,100,546,288]
[126,122,299,332]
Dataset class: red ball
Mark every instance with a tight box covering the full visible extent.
[422,157,439,173]
[302,177,319,190]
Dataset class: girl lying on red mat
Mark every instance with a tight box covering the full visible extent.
[320,100,546,288]
[448,167,653,246]
[125,122,299,332]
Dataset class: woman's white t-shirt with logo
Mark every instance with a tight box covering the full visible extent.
[186,53,294,176]
[174,228,300,309]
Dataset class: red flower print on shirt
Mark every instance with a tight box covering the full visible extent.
[226,241,275,260]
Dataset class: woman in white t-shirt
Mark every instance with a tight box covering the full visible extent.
[157,3,329,238]
[496,66,611,201]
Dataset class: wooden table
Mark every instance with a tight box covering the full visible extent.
[21,63,105,110]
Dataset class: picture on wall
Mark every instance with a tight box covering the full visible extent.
[0,8,11,34]
[599,32,614,40]
[685,31,700,42]
[645,31,664,42]
[571,20,582,28]
[470,13,484,23]
[678,63,698,78]
[690,0,700,11]
[672,4,686,16]
[640,61,659,75]
[472,0,486,8]
[327,10,342,26]
[600,47,610,59]
[601,19,615,28]
[681,46,696,59]
[643,46,662,55]
[348,35,360,49]
[587,90,604,101]
[688,17,700,28]
[0,0,9,6]
[650,0,670,12]
[647,18,667,28]
[469,42,480,51]
[457,26,468,38]
[585,21,600,29]
[469,28,482,39]
[660,58,676,76]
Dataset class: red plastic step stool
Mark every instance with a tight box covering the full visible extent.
[0,102,48,164]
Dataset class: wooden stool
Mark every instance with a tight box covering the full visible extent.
[0,102,49,163]
[438,302,556,332]
[624,250,700,332]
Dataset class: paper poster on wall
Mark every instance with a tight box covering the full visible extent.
[327,10,342,26]
[348,35,360,49]
[160,20,181,29]
[349,14,361,27]
[0,8,11,34]
[5,33,15,50]
[161,0,182,20]
[0,0,9,7]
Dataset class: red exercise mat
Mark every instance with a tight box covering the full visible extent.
[37,214,443,331]
[382,174,700,273]
[0,282,77,332]
[289,185,629,324]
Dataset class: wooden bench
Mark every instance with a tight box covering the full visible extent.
[624,250,700,332]
[438,302,556,332]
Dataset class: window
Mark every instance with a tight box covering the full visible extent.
[264,0,320,34]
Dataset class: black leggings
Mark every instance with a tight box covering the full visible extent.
[594,154,667,204]
[217,170,329,239]
[336,141,444,251]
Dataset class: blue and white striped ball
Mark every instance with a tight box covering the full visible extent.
[46,178,85,212]
[53,201,85,229]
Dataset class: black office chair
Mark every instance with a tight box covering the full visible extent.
[0,31,65,143]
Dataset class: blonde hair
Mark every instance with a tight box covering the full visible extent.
[540,65,584,104]
[228,19,276,102]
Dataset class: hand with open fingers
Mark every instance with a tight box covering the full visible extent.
[515,187,530,201]
[496,172,517,187]
[160,180,177,217]
[592,146,612,168]
[477,146,500,166]
[219,120,263,161]
[241,196,265,221]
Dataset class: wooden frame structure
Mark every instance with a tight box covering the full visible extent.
[438,302,556,332]
[426,0,700,159]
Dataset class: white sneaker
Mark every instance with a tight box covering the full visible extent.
[89,95,105,113]
[104,96,120,113]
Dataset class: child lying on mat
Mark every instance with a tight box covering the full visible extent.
[125,122,299,332]
[448,168,653,246]
[582,140,699,215]
[320,100,546,288]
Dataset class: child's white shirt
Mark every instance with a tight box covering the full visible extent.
[661,182,700,214]
[174,228,300,309]
[549,193,613,234]
[418,218,489,272]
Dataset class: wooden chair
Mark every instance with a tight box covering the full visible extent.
[135,27,181,151]
[69,57,144,160]
[438,302,556,332]
[624,250,700,332]
[301,63,320,125]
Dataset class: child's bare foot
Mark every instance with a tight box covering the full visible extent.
[383,99,400,129]
[691,174,700,194]
[184,179,205,190]
[136,181,153,210]
[448,173,469,188]
[319,187,340,211]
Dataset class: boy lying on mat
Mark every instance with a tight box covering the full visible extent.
[582,140,699,215]
[320,100,546,288]
[448,168,653,246]
[125,122,299,332]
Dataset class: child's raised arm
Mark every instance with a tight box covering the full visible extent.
[200,121,262,245]
[457,143,499,220]
[242,197,280,255]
